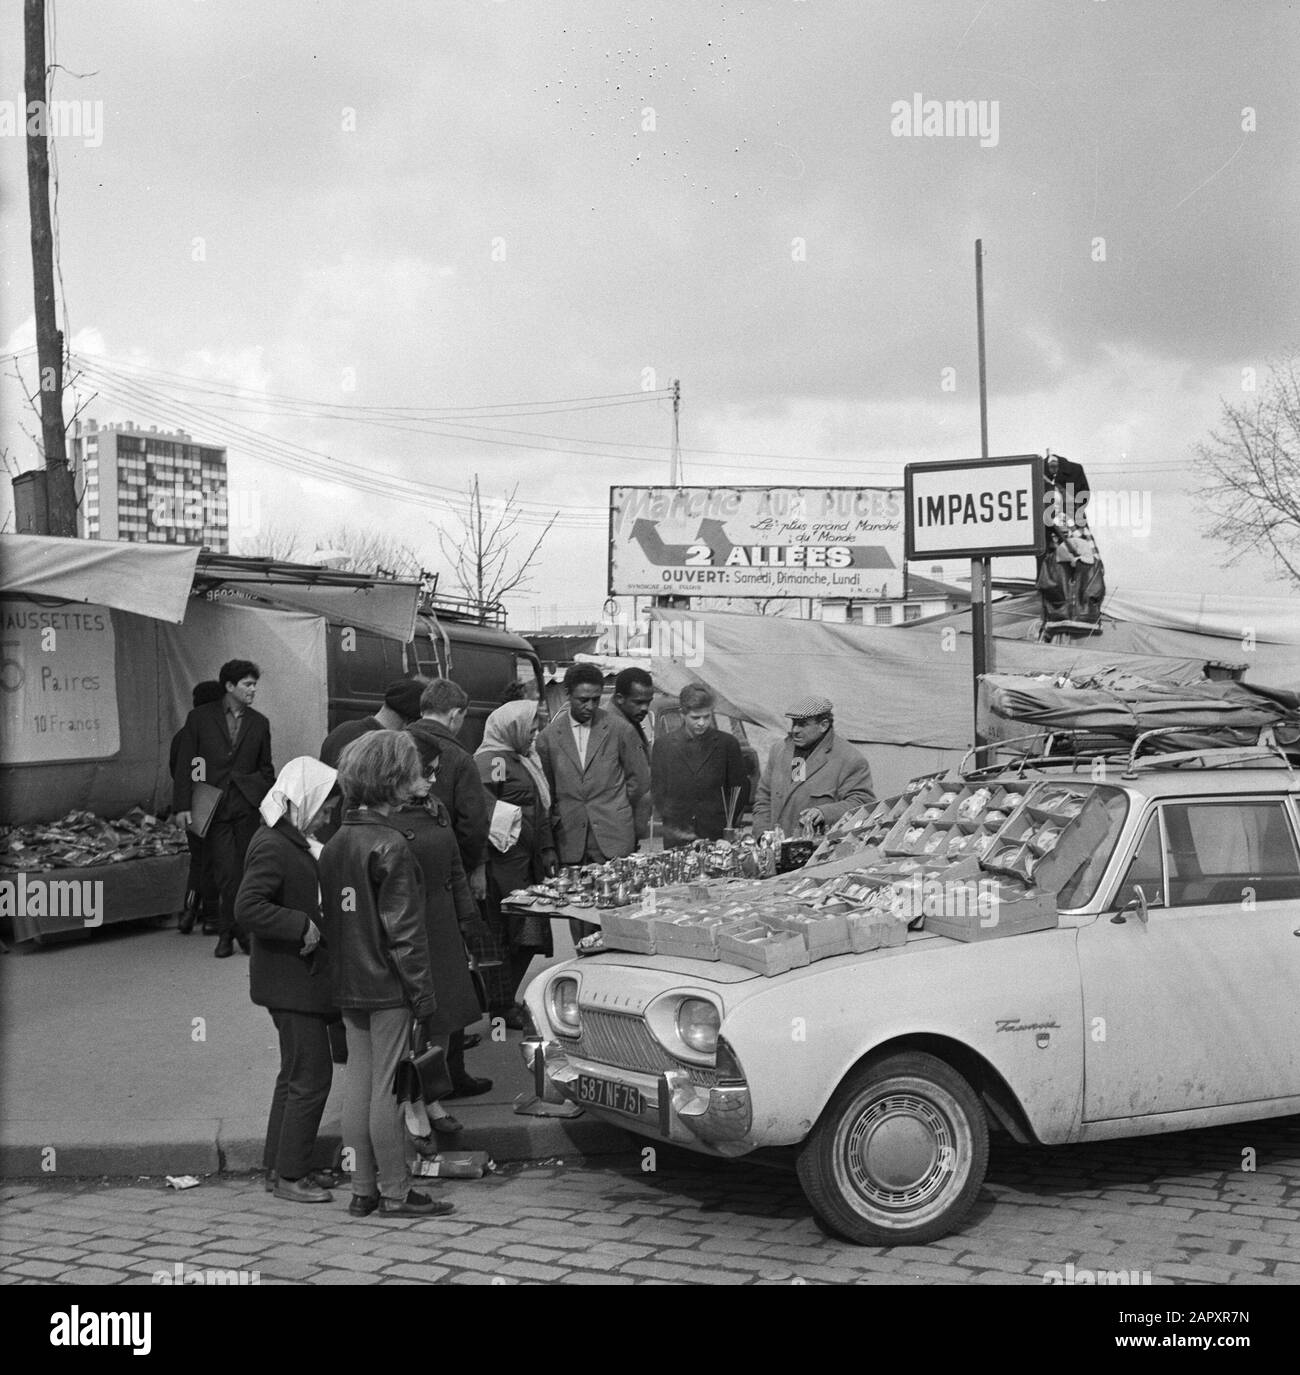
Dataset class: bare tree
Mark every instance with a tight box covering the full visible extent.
[435,475,557,610]
[1194,358,1300,588]
[234,521,303,561]
[314,525,423,576]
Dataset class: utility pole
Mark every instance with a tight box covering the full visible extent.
[654,378,688,610]
[668,378,682,486]
[970,239,994,760]
[24,0,76,536]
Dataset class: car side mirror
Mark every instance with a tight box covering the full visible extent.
[1110,886,1150,925]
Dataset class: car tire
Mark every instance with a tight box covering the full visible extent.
[796,1050,988,1246]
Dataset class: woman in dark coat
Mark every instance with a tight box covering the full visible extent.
[475,701,557,1024]
[651,683,750,846]
[397,728,485,1136]
[234,757,340,1204]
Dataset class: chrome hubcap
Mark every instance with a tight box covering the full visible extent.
[844,1091,958,1212]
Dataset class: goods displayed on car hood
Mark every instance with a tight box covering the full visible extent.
[548,772,1117,972]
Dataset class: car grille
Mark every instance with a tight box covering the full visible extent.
[573,1009,717,1087]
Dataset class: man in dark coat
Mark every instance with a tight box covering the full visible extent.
[319,677,427,769]
[173,658,276,958]
[409,679,493,1097]
[651,683,750,845]
[169,680,224,934]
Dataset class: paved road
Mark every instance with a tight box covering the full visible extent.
[3,1114,1297,1285]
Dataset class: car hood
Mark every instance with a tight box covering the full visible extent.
[579,930,954,986]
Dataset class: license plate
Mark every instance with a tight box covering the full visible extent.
[576,1074,644,1117]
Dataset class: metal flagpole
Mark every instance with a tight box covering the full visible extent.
[971,241,994,761]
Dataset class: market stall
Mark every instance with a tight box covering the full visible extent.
[0,535,330,943]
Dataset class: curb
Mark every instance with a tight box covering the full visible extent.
[0,1108,635,1180]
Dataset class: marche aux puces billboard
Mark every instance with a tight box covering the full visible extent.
[608,486,906,599]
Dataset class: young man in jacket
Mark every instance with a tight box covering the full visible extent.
[751,695,875,837]
[173,659,276,958]
[652,683,749,845]
[537,662,650,942]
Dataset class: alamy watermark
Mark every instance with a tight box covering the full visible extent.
[890,93,999,148]
[598,611,706,668]
[151,1262,262,1285]
[1,99,103,149]
[0,873,103,927]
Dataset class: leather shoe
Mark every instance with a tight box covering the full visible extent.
[461,1033,482,1051]
[235,932,251,954]
[266,1167,339,1192]
[348,1193,379,1217]
[202,921,219,935]
[409,1133,440,1158]
[214,935,235,958]
[445,1075,492,1099]
[178,907,196,935]
[378,1190,454,1218]
[273,1175,332,1204]
[429,1113,463,1135]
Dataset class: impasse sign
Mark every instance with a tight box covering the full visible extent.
[0,600,120,763]
[904,455,1044,560]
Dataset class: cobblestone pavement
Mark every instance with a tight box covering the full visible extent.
[2,1116,1297,1286]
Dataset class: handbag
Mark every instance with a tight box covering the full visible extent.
[392,1020,453,1103]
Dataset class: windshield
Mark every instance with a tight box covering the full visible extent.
[1024,781,1130,909]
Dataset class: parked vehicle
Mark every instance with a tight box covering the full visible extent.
[522,740,1300,1245]
[327,591,544,748]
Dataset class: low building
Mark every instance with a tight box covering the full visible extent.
[818,571,973,626]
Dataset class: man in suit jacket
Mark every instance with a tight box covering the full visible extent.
[751,695,875,838]
[652,683,749,846]
[174,658,276,957]
[537,663,650,941]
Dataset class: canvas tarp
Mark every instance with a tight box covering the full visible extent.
[919,590,1300,690]
[646,608,1214,796]
[0,533,198,624]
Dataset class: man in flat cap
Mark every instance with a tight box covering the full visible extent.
[751,695,875,837]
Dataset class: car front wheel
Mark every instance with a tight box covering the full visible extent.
[796,1050,989,1246]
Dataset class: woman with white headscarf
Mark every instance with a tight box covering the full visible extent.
[235,756,341,1205]
[475,701,558,1026]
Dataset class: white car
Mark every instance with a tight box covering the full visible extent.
[522,750,1300,1245]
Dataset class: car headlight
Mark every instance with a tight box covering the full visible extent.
[548,976,581,1037]
[676,998,721,1055]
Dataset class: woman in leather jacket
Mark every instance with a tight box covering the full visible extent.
[318,731,454,1220]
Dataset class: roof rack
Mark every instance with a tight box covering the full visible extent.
[417,589,508,629]
[1118,725,1295,779]
[958,725,1295,781]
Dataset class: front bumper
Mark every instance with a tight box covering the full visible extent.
[521,1035,754,1157]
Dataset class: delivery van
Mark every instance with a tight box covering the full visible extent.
[326,591,544,749]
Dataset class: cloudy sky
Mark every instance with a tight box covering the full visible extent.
[3,0,1297,625]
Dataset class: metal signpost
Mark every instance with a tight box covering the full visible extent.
[903,455,1045,755]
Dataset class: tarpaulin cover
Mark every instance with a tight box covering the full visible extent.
[0,533,199,624]
[919,591,1300,690]
[196,568,420,642]
[982,673,1300,734]
[646,608,1211,795]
